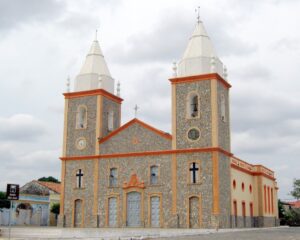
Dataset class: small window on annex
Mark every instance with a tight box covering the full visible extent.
[109,168,118,187]
[150,166,159,185]
[76,105,87,129]
[189,162,199,184]
[187,92,200,118]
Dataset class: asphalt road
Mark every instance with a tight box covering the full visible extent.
[157,227,300,240]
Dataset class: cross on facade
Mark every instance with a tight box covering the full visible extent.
[76,169,84,188]
[190,162,199,183]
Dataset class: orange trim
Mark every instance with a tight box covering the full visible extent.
[98,118,172,144]
[60,147,233,161]
[63,89,123,104]
[169,73,231,89]
[212,151,219,215]
[264,185,267,214]
[231,163,276,181]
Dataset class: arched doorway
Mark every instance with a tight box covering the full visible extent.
[74,199,83,227]
[189,196,200,228]
[127,192,141,227]
[16,203,32,225]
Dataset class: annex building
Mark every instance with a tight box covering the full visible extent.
[58,17,279,228]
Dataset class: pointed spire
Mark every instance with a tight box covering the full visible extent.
[74,31,115,93]
[177,13,224,77]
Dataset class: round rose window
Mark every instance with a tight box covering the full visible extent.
[188,128,200,141]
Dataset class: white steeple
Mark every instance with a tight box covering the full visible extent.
[177,17,224,77]
[74,31,115,93]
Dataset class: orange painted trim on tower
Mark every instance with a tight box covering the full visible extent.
[169,73,232,89]
[63,89,123,104]
[212,151,220,214]
[230,163,276,181]
[98,118,172,144]
[60,147,233,161]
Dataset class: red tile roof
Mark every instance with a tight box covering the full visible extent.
[290,200,300,208]
[35,181,61,194]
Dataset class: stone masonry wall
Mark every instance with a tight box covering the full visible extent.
[101,97,121,138]
[98,154,174,228]
[176,152,213,228]
[175,80,212,149]
[63,160,96,227]
[100,123,171,154]
[66,96,97,156]
[218,153,231,228]
[217,81,231,152]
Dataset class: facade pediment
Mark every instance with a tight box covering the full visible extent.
[98,118,172,154]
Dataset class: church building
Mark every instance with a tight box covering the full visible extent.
[58,16,279,228]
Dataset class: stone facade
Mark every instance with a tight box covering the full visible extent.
[175,80,212,149]
[59,21,278,228]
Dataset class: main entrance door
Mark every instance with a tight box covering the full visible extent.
[108,197,117,227]
[150,196,160,227]
[127,192,141,227]
[74,199,83,227]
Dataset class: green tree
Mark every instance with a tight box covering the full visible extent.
[38,176,60,183]
[0,191,10,208]
[290,179,300,200]
[51,203,60,215]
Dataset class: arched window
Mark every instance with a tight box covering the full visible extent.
[150,165,159,185]
[76,169,84,188]
[189,162,199,184]
[221,94,226,122]
[76,105,87,129]
[241,182,245,191]
[108,110,114,131]
[109,168,118,187]
[249,184,252,193]
[187,92,200,118]
[233,180,236,189]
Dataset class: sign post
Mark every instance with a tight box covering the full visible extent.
[6,184,19,240]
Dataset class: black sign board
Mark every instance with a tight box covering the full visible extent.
[6,184,19,200]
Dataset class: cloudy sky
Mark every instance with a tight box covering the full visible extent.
[0,0,299,200]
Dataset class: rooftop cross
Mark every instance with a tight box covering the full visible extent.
[195,6,201,23]
[95,29,98,41]
[134,104,139,118]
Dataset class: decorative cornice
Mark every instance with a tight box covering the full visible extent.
[169,73,232,89]
[63,89,123,104]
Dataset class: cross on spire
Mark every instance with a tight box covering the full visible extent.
[190,162,199,183]
[134,104,139,118]
[195,6,201,23]
[95,29,98,41]
[76,169,84,188]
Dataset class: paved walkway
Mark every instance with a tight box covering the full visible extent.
[0,226,296,240]
[157,227,300,240]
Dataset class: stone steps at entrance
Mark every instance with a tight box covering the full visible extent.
[0,226,287,239]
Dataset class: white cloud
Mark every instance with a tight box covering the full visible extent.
[0,114,46,142]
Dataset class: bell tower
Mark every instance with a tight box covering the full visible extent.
[62,34,123,158]
[170,18,231,152]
